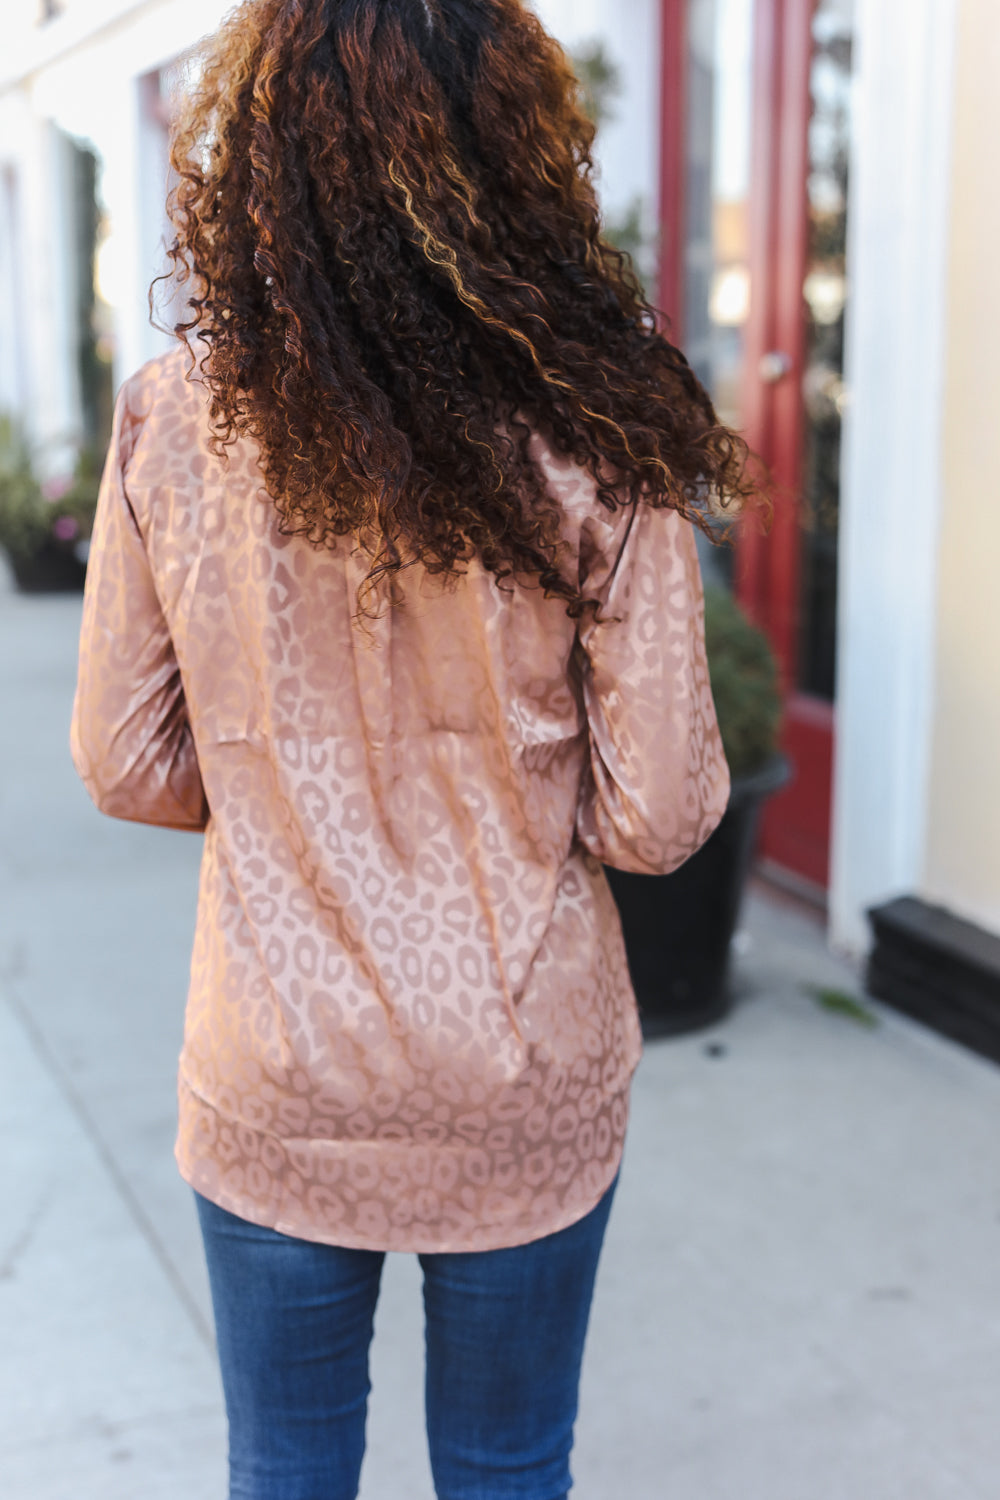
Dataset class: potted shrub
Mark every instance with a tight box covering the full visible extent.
[0,417,98,593]
[604,585,789,1038]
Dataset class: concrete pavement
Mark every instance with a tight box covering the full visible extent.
[2,562,1000,1500]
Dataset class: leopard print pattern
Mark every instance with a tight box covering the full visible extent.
[71,348,729,1251]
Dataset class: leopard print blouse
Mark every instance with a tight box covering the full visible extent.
[71,348,729,1252]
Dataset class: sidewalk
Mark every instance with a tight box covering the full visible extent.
[2,568,999,1500]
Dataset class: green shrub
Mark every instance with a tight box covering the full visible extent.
[0,416,100,563]
[703,584,782,780]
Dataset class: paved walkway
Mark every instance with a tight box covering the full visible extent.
[2,567,1000,1500]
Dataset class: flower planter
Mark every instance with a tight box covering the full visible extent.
[604,753,791,1039]
[6,539,88,594]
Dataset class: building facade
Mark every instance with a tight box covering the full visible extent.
[2,0,998,988]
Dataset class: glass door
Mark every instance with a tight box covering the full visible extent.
[662,0,854,893]
[746,0,852,893]
[683,0,755,436]
[798,0,852,704]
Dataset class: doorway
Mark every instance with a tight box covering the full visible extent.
[660,0,853,895]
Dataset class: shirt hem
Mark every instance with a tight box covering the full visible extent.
[174,1073,635,1255]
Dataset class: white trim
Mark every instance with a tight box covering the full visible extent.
[0,161,28,418]
[1,0,217,95]
[532,0,661,231]
[828,0,959,955]
[3,1,150,94]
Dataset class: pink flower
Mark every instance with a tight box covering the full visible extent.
[52,514,80,541]
[42,475,72,503]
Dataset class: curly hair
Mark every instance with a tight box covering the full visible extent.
[162,0,759,611]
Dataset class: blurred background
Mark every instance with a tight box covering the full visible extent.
[3,0,999,959]
[2,3,1000,1498]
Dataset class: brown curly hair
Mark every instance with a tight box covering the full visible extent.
[163,0,758,610]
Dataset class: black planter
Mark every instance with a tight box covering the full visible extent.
[605,754,791,1039]
[6,539,88,594]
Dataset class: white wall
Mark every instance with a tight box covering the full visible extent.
[0,94,80,464]
[28,0,231,387]
[0,0,231,429]
[922,0,1000,938]
[828,0,958,954]
[1,0,662,442]
[0,105,32,421]
[533,0,661,249]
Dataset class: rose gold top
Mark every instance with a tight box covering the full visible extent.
[71,349,729,1252]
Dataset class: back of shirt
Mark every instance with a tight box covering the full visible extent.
[71,347,729,1252]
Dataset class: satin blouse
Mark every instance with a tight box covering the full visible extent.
[71,348,729,1252]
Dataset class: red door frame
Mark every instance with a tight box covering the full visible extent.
[740,0,834,892]
[658,0,688,333]
[659,0,834,893]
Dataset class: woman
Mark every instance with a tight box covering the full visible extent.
[72,1,754,1496]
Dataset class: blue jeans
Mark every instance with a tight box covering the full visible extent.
[195,1178,617,1500]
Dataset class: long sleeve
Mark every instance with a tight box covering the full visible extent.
[70,386,208,832]
[574,499,730,874]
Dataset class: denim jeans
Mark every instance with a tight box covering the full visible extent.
[195,1177,617,1500]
